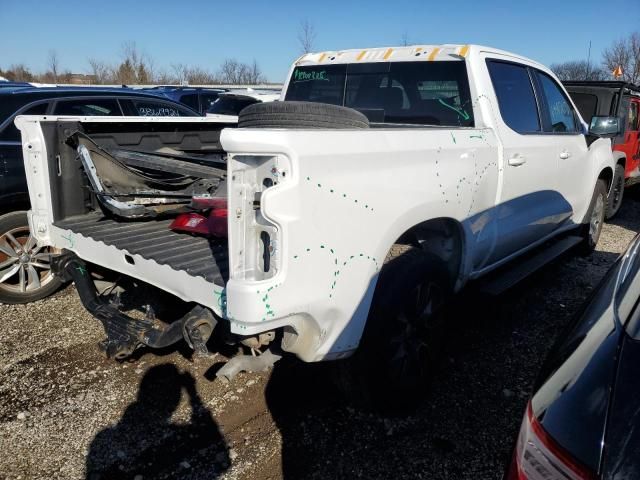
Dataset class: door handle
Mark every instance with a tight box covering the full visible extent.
[559,151,571,160]
[508,155,526,166]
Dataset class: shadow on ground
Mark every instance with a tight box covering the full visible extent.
[86,364,229,479]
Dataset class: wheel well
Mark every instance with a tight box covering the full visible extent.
[598,167,614,192]
[394,218,464,288]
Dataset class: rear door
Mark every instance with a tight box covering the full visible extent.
[485,59,569,264]
[533,70,591,223]
[0,102,49,207]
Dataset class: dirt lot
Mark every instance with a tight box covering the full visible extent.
[1,191,639,480]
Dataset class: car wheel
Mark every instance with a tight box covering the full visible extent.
[0,211,64,304]
[337,245,451,412]
[578,180,607,256]
[605,164,625,219]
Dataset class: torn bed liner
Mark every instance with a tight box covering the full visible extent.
[54,213,228,286]
[70,132,227,219]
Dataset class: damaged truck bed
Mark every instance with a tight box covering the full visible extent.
[24,118,232,318]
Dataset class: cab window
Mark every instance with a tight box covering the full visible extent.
[487,60,541,133]
[286,61,474,126]
[535,71,579,133]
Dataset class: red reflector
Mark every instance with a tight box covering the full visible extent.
[170,210,228,238]
[170,213,209,235]
[507,402,596,480]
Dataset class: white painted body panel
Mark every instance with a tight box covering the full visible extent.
[16,44,616,362]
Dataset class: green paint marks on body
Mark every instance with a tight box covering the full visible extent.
[61,232,75,248]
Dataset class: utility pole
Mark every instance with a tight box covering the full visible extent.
[586,40,592,79]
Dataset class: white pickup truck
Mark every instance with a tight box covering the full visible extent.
[15,44,618,408]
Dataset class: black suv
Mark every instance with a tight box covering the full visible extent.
[141,86,227,114]
[0,87,198,304]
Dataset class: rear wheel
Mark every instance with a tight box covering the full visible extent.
[0,211,63,304]
[338,245,451,412]
[605,164,625,219]
[578,180,607,256]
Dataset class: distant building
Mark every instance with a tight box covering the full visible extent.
[67,73,97,85]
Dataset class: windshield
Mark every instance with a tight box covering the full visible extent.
[208,96,259,115]
[285,61,474,126]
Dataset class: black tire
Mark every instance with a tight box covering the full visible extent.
[238,101,370,129]
[337,245,451,412]
[605,163,625,219]
[0,211,64,304]
[578,180,607,256]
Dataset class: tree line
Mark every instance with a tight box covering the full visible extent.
[0,42,267,85]
[551,31,639,83]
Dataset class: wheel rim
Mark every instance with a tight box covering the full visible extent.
[590,194,605,241]
[388,280,445,382]
[0,225,57,294]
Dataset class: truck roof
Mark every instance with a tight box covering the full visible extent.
[295,44,544,68]
[563,80,640,96]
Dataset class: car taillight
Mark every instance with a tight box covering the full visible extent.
[170,199,228,238]
[507,402,596,480]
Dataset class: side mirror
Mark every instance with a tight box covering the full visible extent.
[589,116,620,138]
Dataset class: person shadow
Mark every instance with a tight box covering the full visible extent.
[86,364,229,480]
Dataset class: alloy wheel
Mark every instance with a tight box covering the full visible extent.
[0,226,57,294]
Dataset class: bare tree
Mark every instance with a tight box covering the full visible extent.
[87,58,112,84]
[551,60,608,81]
[602,32,640,84]
[1,64,35,82]
[298,19,317,54]
[47,50,60,83]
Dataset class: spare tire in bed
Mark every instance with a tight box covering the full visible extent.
[238,101,369,129]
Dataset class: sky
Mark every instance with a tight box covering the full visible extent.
[1,0,638,83]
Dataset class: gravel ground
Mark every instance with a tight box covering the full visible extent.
[1,189,639,480]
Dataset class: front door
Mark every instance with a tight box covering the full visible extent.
[533,69,592,223]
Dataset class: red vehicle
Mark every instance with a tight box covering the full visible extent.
[565,81,640,218]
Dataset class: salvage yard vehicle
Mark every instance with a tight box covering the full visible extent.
[206,89,280,122]
[507,233,640,480]
[15,44,617,409]
[0,87,199,303]
[564,81,640,218]
[142,86,228,115]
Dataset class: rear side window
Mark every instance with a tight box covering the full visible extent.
[285,61,474,126]
[200,93,221,111]
[570,93,598,123]
[130,100,184,117]
[53,99,121,116]
[487,61,540,133]
[208,97,258,115]
[535,72,579,133]
[628,103,639,131]
[179,94,199,110]
[0,102,48,141]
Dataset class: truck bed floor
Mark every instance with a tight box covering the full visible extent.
[54,213,228,287]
